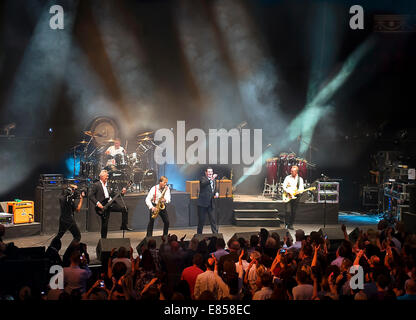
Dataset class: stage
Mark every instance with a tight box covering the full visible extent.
[6,191,339,238]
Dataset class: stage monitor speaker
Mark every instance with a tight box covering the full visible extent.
[96,238,131,262]
[318,227,345,250]
[268,228,294,243]
[230,231,259,243]
[348,225,378,243]
[136,236,165,253]
[402,211,416,234]
[192,233,224,243]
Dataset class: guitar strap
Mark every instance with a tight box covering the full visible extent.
[296,176,300,190]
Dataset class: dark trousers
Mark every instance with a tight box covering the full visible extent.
[147,209,169,237]
[100,201,128,239]
[285,198,299,226]
[52,217,81,243]
[197,205,218,234]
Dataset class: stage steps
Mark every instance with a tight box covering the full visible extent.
[233,208,282,227]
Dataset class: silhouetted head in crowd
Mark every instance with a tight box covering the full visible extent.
[117,246,128,258]
[216,238,226,250]
[189,238,199,251]
[147,239,156,250]
[296,270,310,285]
[112,261,127,281]
[140,249,156,272]
[250,234,259,248]
[169,234,178,243]
[70,250,81,266]
[295,229,305,242]
[229,240,240,253]
[261,271,273,288]
[193,253,203,267]
[259,228,269,247]
[310,231,323,246]
[271,232,281,247]
[237,237,247,250]
[197,240,208,256]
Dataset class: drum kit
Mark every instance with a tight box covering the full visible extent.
[71,129,158,192]
[264,151,316,200]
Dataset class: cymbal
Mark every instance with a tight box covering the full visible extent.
[105,139,115,143]
[138,137,152,142]
[137,131,154,137]
[84,130,103,137]
[79,140,89,144]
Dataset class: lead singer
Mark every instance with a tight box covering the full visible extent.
[197,167,219,234]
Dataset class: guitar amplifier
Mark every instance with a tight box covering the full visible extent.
[39,174,64,188]
[219,180,233,198]
[317,191,339,203]
[7,201,35,224]
[186,181,200,199]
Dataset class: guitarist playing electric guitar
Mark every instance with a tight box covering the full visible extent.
[89,169,132,239]
[282,165,304,230]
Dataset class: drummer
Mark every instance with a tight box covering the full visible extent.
[105,138,126,166]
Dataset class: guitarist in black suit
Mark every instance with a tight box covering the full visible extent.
[89,170,132,238]
[197,167,219,234]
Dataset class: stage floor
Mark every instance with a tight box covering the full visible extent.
[3,222,373,263]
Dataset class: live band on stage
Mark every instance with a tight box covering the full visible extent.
[21,118,339,249]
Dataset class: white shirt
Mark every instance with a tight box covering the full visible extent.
[283,174,304,195]
[106,145,125,157]
[193,270,229,300]
[97,180,111,206]
[145,185,171,210]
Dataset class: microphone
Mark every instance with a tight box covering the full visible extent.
[236,121,247,130]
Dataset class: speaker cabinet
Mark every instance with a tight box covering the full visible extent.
[35,186,87,234]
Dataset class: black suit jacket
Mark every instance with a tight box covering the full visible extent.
[89,181,116,207]
[197,176,219,208]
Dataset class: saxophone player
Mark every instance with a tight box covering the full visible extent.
[145,176,171,237]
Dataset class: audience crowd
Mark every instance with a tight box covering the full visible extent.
[1,220,416,301]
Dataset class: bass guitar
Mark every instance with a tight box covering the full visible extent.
[282,187,316,203]
[95,181,132,216]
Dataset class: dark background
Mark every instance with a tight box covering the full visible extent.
[0,0,415,211]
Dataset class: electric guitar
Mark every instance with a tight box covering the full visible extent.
[282,187,316,203]
[95,181,132,216]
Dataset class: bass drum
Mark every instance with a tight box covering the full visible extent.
[108,170,128,191]
[142,169,157,191]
